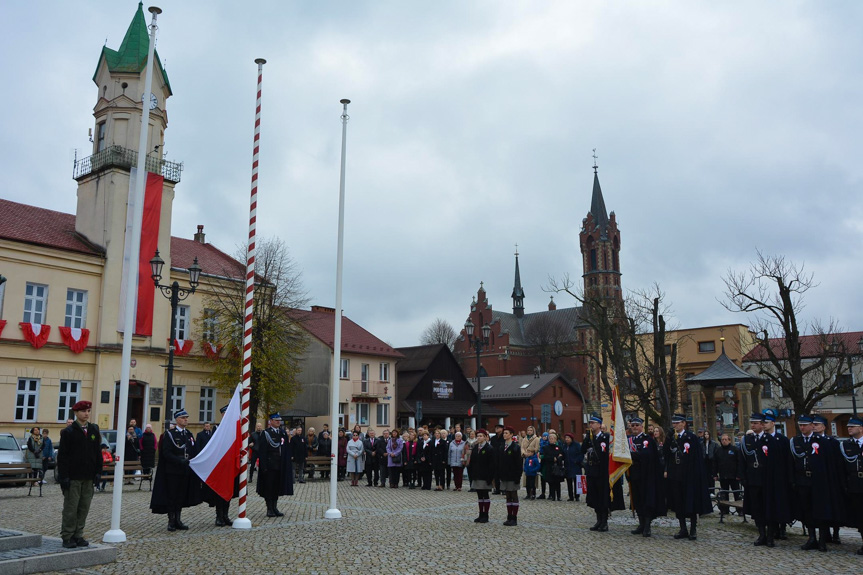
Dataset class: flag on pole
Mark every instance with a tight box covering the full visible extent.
[190,383,242,501]
[608,385,631,495]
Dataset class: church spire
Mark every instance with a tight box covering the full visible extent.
[512,245,525,318]
[589,152,609,236]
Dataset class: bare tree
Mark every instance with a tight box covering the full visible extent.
[420,318,457,350]
[197,237,310,429]
[524,314,572,373]
[722,251,848,419]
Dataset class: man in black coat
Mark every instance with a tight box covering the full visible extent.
[762,409,792,540]
[256,413,291,517]
[839,417,863,555]
[714,433,741,515]
[665,414,712,541]
[627,417,664,537]
[739,413,781,546]
[581,414,623,532]
[376,429,390,488]
[489,423,505,494]
[58,400,102,549]
[150,409,202,531]
[812,414,846,544]
[196,422,214,451]
[363,429,379,486]
[290,425,307,484]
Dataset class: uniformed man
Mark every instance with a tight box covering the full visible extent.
[150,409,203,531]
[739,413,779,546]
[628,417,664,537]
[198,405,239,527]
[839,417,863,555]
[256,412,290,517]
[57,400,102,548]
[581,414,623,532]
[790,414,834,550]
[664,414,711,540]
[812,414,845,545]
[762,409,792,540]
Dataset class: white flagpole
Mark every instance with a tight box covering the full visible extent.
[234,58,266,530]
[103,5,161,544]
[325,99,351,520]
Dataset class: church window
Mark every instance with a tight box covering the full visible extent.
[97,122,107,152]
[590,249,597,271]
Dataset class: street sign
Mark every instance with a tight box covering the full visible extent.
[541,403,552,424]
[415,401,422,422]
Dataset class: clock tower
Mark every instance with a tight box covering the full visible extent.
[73,2,181,346]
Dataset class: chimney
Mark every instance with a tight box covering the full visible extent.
[194,225,206,243]
[548,296,557,311]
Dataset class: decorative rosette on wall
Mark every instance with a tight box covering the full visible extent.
[173,339,194,356]
[203,342,222,360]
[58,326,90,354]
[19,322,51,349]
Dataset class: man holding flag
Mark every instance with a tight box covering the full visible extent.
[582,409,625,532]
[664,414,712,540]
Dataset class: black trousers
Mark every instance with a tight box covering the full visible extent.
[389,467,400,487]
[718,477,741,512]
[548,479,562,500]
[434,466,445,487]
[445,464,452,488]
[378,460,389,484]
[420,467,433,489]
[745,483,767,524]
[365,457,379,484]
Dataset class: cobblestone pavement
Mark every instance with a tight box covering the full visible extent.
[2,480,862,574]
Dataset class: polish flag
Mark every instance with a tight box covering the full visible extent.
[190,383,242,501]
[608,385,631,493]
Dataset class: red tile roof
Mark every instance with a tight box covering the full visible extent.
[0,199,103,256]
[0,198,244,279]
[743,331,863,361]
[293,306,404,359]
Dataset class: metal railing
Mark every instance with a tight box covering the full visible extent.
[351,379,387,397]
[73,145,183,183]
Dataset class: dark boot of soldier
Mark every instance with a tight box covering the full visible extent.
[753,523,767,546]
[688,515,698,540]
[642,519,652,537]
[818,527,829,552]
[631,515,644,535]
[801,524,818,551]
[673,517,689,539]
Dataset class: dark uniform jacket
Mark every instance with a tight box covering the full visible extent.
[664,429,712,516]
[57,421,102,481]
[839,437,863,529]
[629,432,665,518]
[256,426,293,498]
[789,433,841,524]
[468,442,495,484]
[150,427,202,514]
[432,439,448,469]
[498,440,523,484]
[582,431,624,512]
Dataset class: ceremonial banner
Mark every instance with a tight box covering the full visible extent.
[58,326,90,353]
[608,385,631,493]
[190,383,242,501]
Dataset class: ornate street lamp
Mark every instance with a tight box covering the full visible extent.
[465,319,492,429]
[150,250,202,428]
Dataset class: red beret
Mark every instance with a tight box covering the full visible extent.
[71,400,92,411]
[503,426,517,434]
[564,433,575,440]
[476,429,489,436]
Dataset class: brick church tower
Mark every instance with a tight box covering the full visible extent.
[579,161,622,301]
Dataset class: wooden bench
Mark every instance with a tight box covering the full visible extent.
[99,461,153,491]
[304,455,332,478]
[715,487,746,523]
[0,462,42,496]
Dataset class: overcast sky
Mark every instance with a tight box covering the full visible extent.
[2,1,861,347]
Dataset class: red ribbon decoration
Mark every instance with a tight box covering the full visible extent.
[173,339,194,357]
[204,342,223,360]
[762,445,769,456]
[58,326,90,354]
[19,322,51,349]
[812,442,819,455]
[683,442,690,454]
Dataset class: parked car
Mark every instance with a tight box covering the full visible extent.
[0,433,26,465]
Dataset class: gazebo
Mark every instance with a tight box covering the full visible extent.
[685,339,763,433]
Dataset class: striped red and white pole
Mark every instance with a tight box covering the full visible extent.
[235,57,265,529]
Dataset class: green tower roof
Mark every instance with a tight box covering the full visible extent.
[92,2,172,95]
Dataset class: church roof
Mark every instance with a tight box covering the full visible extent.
[490,306,585,346]
[511,253,525,299]
[93,2,173,95]
[589,172,609,235]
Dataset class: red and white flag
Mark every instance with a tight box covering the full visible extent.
[608,385,631,492]
[190,383,242,501]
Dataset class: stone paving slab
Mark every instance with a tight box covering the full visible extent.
[1,480,862,574]
[0,533,41,553]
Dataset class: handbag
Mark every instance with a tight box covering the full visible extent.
[391,451,402,465]
[551,462,564,477]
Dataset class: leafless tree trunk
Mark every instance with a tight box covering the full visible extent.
[420,318,458,351]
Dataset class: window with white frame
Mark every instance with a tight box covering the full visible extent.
[340,358,350,379]
[96,122,106,152]
[202,309,219,342]
[170,386,186,417]
[175,305,190,340]
[357,403,370,426]
[199,387,215,422]
[338,402,347,429]
[376,403,390,427]
[23,283,48,324]
[380,362,389,382]
[64,289,88,328]
[57,380,80,421]
[15,379,40,422]
[361,363,370,393]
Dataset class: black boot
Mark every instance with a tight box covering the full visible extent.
[777,523,788,540]
[266,500,276,517]
[688,516,698,540]
[801,528,818,551]
[674,518,689,540]
[597,511,608,532]
[857,532,863,555]
[831,526,841,544]
[754,523,767,546]
[818,527,829,552]
[175,509,189,530]
[474,505,485,523]
[167,511,177,532]
[643,519,652,538]
[272,500,284,517]
[503,513,515,526]
[765,524,775,547]
[215,506,226,527]
[631,515,645,535]
[590,511,602,531]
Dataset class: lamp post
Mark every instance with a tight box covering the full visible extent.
[830,337,863,418]
[464,319,491,429]
[150,249,202,429]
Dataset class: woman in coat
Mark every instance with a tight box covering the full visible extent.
[139,424,157,475]
[317,431,332,479]
[562,432,584,501]
[499,426,523,526]
[402,431,419,489]
[520,426,541,499]
[537,431,549,499]
[541,432,565,501]
[417,430,434,490]
[432,429,447,490]
[337,429,348,481]
[468,429,495,523]
[26,427,44,482]
[386,429,404,488]
[346,431,364,486]
[448,432,467,491]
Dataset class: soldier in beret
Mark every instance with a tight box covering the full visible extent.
[839,417,863,555]
[57,401,102,549]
